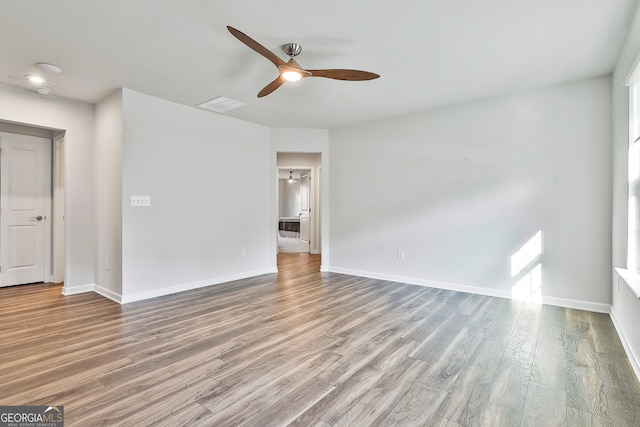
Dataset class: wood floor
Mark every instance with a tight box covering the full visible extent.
[1,253,639,426]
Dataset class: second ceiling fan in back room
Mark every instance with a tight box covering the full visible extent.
[227,26,380,98]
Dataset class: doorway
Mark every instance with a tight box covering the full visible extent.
[278,169,311,253]
[0,126,65,288]
[276,152,322,270]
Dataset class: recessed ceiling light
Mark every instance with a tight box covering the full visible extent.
[37,63,62,74]
[36,87,51,95]
[26,74,46,85]
[196,96,246,113]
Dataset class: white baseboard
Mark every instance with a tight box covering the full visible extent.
[61,283,94,296]
[120,268,275,304]
[542,295,610,314]
[61,269,278,305]
[328,266,511,299]
[62,283,122,304]
[610,307,640,382]
[63,266,611,316]
[327,266,611,313]
[94,284,123,304]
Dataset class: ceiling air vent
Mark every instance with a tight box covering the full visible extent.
[196,96,246,113]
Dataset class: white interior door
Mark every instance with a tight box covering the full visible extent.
[299,172,311,251]
[0,132,50,287]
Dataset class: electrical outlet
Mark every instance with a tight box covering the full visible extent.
[130,195,151,206]
[397,249,405,260]
[105,257,110,271]
[240,248,246,257]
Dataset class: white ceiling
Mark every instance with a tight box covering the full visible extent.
[1,0,638,129]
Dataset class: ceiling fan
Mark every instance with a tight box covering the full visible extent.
[227,26,380,98]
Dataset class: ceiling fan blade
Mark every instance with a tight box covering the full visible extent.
[227,26,286,68]
[258,76,286,98]
[307,69,380,81]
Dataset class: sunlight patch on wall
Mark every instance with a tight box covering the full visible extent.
[511,230,543,302]
[512,264,542,302]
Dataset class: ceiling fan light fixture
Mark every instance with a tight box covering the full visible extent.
[282,70,302,82]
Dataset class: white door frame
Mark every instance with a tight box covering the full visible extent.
[52,133,65,283]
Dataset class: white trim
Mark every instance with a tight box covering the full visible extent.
[61,269,280,304]
[94,284,123,303]
[52,134,65,284]
[328,266,611,312]
[43,138,52,285]
[541,296,610,314]
[328,266,511,299]
[610,307,640,382]
[120,268,276,304]
[626,50,640,86]
[61,283,94,295]
[615,267,640,298]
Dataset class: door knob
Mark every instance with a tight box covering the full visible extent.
[31,215,43,221]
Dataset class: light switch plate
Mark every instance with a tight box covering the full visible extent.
[130,195,151,206]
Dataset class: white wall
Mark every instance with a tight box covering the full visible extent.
[270,129,329,268]
[94,90,123,299]
[0,83,95,291]
[279,179,300,218]
[329,76,612,310]
[611,2,640,377]
[120,89,272,301]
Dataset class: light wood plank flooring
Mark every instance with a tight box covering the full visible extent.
[1,253,639,426]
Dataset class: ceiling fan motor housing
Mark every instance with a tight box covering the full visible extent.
[283,43,302,58]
